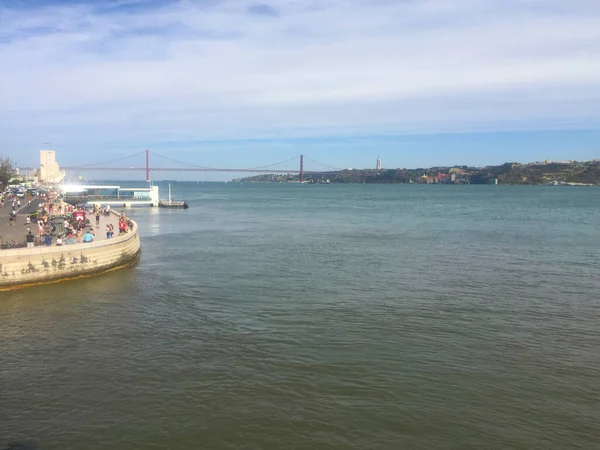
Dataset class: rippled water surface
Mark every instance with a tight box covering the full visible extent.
[1,183,599,449]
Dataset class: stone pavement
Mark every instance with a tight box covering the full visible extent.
[0,197,43,244]
[86,210,120,242]
[57,208,122,243]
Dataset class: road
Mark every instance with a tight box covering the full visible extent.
[0,197,42,244]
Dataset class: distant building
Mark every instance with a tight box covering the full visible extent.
[61,184,159,207]
[376,156,381,170]
[437,173,450,183]
[39,150,65,183]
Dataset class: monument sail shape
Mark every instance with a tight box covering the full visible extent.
[39,150,66,184]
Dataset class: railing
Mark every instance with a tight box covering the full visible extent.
[64,195,151,201]
[0,237,45,250]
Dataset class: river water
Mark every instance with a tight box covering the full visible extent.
[1,183,599,449]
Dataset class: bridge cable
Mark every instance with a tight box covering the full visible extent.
[65,150,147,169]
[243,155,300,171]
[149,151,213,169]
[303,156,341,171]
[150,151,301,171]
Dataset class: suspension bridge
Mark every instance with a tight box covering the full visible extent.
[54,150,341,183]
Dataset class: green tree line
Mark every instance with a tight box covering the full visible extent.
[238,161,600,185]
[0,157,17,189]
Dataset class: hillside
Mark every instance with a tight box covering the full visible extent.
[236,161,600,185]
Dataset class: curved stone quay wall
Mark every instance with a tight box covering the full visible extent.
[0,218,140,291]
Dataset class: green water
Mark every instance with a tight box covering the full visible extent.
[1,184,599,449]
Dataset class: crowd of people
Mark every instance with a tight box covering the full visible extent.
[52,205,134,246]
[1,189,135,249]
[117,211,135,236]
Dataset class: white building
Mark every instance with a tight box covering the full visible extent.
[61,184,159,207]
[39,150,65,183]
[376,156,382,170]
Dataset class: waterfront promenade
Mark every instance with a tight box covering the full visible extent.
[0,203,140,290]
[0,198,42,243]
[0,200,121,247]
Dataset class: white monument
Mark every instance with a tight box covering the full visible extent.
[39,150,65,183]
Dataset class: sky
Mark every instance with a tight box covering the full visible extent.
[1,0,600,180]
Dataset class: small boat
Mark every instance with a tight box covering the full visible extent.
[159,184,189,209]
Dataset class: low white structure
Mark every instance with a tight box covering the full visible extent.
[61,184,159,207]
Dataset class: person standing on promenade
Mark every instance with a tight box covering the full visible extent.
[26,230,35,248]
[44,228,52,246]
[43,223,52,246]
[95,209,101,229]
[105,224,111,240]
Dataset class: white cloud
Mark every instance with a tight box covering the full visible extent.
[1,0,600,156]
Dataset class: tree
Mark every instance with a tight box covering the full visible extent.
[0,156,16,189]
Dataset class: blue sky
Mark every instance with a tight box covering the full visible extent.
[1,0,600,180]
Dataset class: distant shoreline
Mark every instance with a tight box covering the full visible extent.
[234,160,600,186]
[235,181,596,187]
